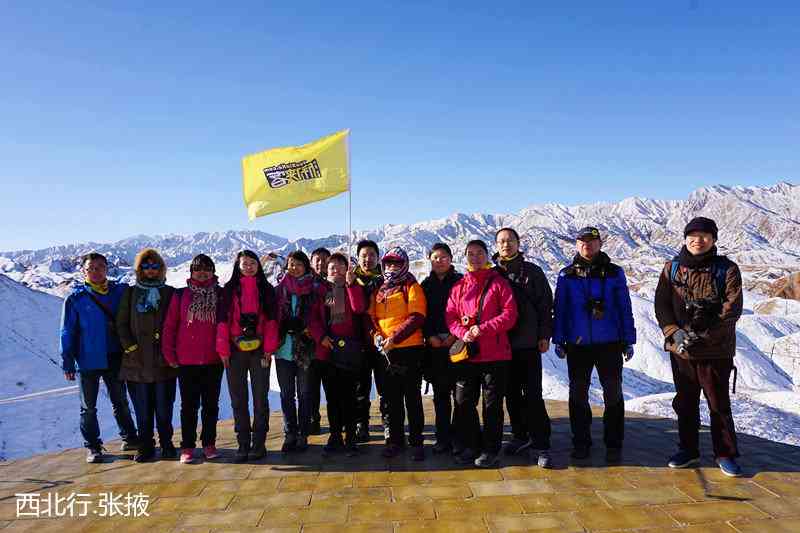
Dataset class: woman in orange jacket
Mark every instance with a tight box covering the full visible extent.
[368,247,427,460]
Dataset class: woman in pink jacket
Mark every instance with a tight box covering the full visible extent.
[216,250,279,463]
[162,254,224,464]
[446,239,518,468]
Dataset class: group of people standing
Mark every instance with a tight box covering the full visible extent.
[60,216,745,476]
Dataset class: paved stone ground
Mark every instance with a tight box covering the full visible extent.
[1,399,799,532]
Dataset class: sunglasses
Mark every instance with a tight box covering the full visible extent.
[191,266,214,272]
[141,263,160,270]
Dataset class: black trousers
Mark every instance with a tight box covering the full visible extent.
[567,343,624,449]
[178,364,224,449]
[308,359,324,426]
[321,360,358,441]
[226,349,270,450]
[355,348,390,432]
[671,354,739,458]
[427,347,458,446]
[383,346,425,447]
[505,349,552,450]
[455,361,509,454]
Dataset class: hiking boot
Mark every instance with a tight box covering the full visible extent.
[179,448,195,464]
[234,445,249,463]
[248,447,267,461]
[120,438,139,452]
[474,452,499,468]
[160,443,178,459]
[295,436,309,453]
[323,434,344,454]
[355,423,370,443]
[281,434,298,453]
[381,443,402,459]
[716,457,742,477]
[345,440,359,457]
[503,437,532,456]
[454,448,478,466]
[411,446,425,462]
[134,447,156,463]
[309,420,322,436]
[432,441,451,455]
[86,446,104,464]
[668,450,700,469]
[570,446,590,460]
[532,449,552,469]
[203,445,220,460]
[606,448,623,464]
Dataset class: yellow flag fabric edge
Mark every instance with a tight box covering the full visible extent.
[242,129,351,220]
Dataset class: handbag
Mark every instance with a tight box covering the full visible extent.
[449,277,494,363]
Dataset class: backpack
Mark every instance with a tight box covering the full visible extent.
[669,256,731,301]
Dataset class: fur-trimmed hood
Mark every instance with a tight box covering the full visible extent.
[133,248,167,282]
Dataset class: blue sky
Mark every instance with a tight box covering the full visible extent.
[1,1,798,251]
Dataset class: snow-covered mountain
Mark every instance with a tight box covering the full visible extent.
[2,182,798,297]
[1,182,799,460]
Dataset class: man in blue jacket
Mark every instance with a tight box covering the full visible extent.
[61,253,138,463]
[553,227,636,463]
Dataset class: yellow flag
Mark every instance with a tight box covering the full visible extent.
[242,129,350,220]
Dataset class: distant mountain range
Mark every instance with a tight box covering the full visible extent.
[1,181,798,297]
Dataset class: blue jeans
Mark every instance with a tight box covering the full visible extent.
[78,355,138,449]
[275,358,311,437]
[127,379,177,450]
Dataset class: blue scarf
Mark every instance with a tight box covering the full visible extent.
[136,279,165,313]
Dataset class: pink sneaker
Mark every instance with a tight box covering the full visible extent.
[179,448,195,464]
[203,445,220,460]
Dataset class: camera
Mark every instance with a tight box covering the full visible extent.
[240,313,258,338]
[685,297,721,332]
[585,298,605,320]
[676,330,700,355]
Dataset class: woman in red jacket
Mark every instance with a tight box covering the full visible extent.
[216,250,279,463]
[162,254,224,464]
[446,239,518,468]
[315,253,366,456]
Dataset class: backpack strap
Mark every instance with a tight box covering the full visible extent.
[85,290,116,323]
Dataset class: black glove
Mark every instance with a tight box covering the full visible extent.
[671,329,689,347]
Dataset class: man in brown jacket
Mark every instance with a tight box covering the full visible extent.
[654,217,744,477]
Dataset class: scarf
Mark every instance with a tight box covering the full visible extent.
[186,276,218,323]
[325,279,347,325]
[85,279,109,295]
[570,251,611,276]
[354,264,382,285]
[467,262,493,272]
[135,278,165,313]
[494,252,522,275]
[677,245,718,269]
[281,272,315,296]
[376,247,413,303]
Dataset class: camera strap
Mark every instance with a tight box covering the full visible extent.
[474,277,495,326]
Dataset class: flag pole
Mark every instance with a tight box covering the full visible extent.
[347,132,353,257]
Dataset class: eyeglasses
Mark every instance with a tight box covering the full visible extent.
[141,263,160,270]
[191,266,214,272]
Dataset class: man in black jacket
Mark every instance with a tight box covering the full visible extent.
[493,228,554,468]
[421,243,463,454]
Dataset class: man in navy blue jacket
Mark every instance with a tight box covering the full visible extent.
[553,227,636,463]
[61,253,138,463]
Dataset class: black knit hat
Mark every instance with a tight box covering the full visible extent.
[683,217,718,240]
